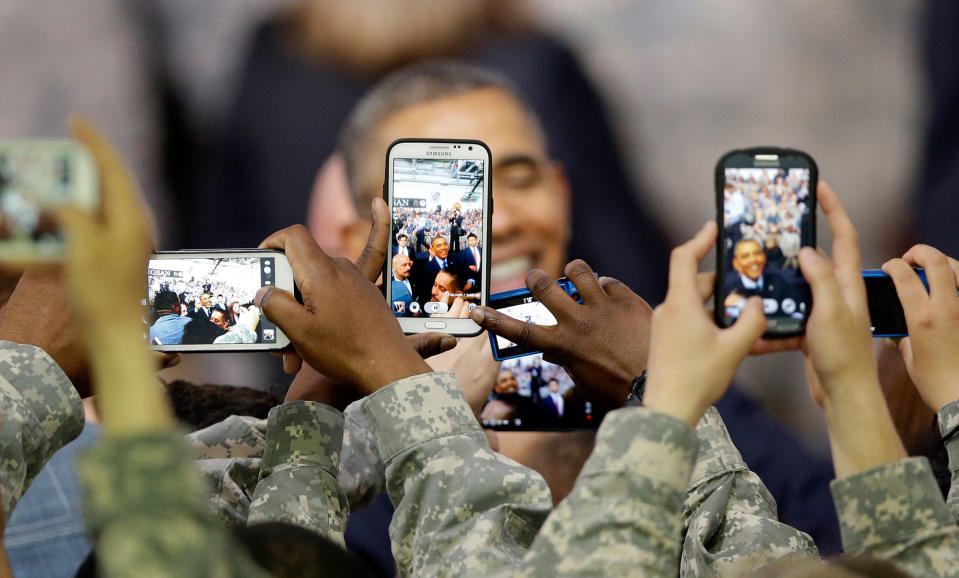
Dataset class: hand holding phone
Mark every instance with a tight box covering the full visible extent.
[715,148,816,337]
[472,260,652,409]
[882,244,959,411]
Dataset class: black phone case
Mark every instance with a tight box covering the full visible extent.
[713,147,818,338]
[382,138,493,337]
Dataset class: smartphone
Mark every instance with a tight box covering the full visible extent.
[863,269,930,338]
[0,140,98,262]
[384,139,492,336]
[715,148,817,337]
[487,278,581,361]
[146,250,293,352]
[480,354,605,431]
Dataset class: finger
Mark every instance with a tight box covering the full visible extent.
[526,269,577,320]
[798,247,843,318]
[598,276,633,299]
[471,306,553,349]
[406,332,458,359]
[900,244,956,302]
[255,286,313,345]
[721,296,767,355]
[564,260,604,303]
[151,352,181,370]
[897,336,914,372]
[696,271,716,303]
[283,350,303,375]
[817,182,865,311]
[749,336,803,356]
[355,198,391,282]
[948,255,959,287]
[668,221,717,302]
[68,116,151,232]
[882,258,930,317]
[259,225,330,297]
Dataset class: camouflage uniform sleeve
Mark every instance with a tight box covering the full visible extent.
[831,456,959,577]
[0,341,83,523]
[339,398,386,510]
[362,371,552,578]
[247,401,350,546]
[937,399,959,522]
[213,325,258,344]
[517,406,698,578]
[681,406,819,576]
[78,430,270,577]
[187,415,268,527]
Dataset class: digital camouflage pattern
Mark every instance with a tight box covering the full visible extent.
[830,456,959,577]
[515,406,698,577]
[361,371,553,578]
[77,430,270,577]
[0,341,83,523]
[188,397,384,527]
[246,401,350,546]
[681,407,818,576]
[938,398,959,523]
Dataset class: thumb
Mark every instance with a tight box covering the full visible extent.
[407,332,458,359]
[722,296,766,355]
[897,336,914,373]
[256,286,311,342]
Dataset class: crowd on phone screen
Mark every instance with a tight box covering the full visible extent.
[147,277,261,345]
[392,206,483,253]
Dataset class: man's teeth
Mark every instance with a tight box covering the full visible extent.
[491,256,534,282]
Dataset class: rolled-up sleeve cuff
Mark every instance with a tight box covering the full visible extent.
[260,401,344,477]
[362,371,482,461]
[582,406,698,493]
[831,457,952,553]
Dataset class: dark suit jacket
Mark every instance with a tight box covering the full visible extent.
[724,269,805,317]
[393,245,413,258]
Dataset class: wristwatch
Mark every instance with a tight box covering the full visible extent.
[624,370,647,406]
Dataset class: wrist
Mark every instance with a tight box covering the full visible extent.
[643,377,707,428]
[354,351,432,395]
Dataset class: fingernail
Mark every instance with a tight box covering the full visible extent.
[255,286,273,308]
[440,336,457,350]
[471,307,486,323]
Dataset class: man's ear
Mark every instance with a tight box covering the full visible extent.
[342,218,373,262]
[549,161,572,245]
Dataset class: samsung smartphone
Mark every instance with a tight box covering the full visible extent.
[384,139,492,336]
[0,140,98,262]
[488,278,581,361]
[863,269,930,338]
[146,250,293,352]
[715,148,817,337]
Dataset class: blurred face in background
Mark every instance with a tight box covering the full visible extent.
[356,88,571,292]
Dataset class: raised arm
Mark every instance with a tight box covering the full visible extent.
[59,118,268,577]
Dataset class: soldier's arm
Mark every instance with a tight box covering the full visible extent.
[516,406,698,578]
[245,401,350,546]
[0,341,83,523]
[830,456,959,576]
[362,371,553,578]
[680,406,819,576]
[937,399,959,522]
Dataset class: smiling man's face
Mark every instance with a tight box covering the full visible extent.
[732,239,767,281]
[361,88,571,292]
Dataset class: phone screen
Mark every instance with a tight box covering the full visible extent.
[863,274,909,337]
[719,165,813,333]
[0,140,96,259]
[146,256,279,346]
[388,157,485,319]
[480,353,605,430]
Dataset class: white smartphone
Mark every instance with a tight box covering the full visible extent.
[146,250,294,352]
[384,139,492,336]
[0,139,98,262]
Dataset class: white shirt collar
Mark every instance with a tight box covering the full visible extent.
[740,274,763,289]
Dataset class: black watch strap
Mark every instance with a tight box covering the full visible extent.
[624,370,647,406]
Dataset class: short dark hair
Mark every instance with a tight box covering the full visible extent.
[164,379,280,430]
[467,233,477,240]
[152,290,180,312]
[338,59,545,215]
[438,267,464,292]
[397,234,408,241]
